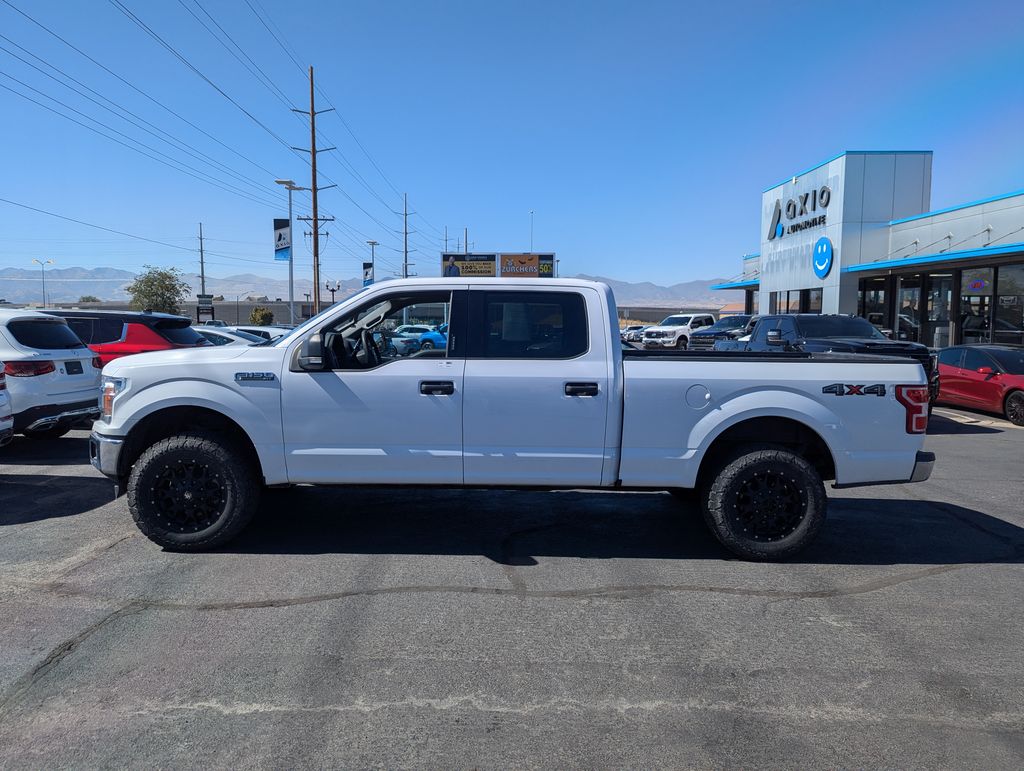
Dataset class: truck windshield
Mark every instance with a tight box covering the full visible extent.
[659,315,691,326]
[797,316,888,339]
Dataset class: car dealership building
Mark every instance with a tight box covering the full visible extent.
[712,151,1024,347]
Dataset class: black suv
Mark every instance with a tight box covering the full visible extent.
[688,314,755,350]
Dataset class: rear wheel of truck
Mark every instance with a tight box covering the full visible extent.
[701,448,825,561]
[127,432,260,551]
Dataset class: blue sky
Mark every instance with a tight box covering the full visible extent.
[1,0,1022,286]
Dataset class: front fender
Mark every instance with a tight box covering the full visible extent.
[108,378,287,485]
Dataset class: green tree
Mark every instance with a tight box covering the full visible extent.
[78,295,101,303]
[249,306,274,326]
[125,266,190,314]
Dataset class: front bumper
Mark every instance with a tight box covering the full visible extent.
[14,400,101,433]
[643,339,676,348]
[89,431,124,478]
[909,450,935,483]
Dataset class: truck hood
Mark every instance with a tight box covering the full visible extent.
[643,325,683,334]
[104,344,251,375]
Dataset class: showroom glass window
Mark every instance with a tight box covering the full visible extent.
[994,264,1024,345]
[961,268,994,344]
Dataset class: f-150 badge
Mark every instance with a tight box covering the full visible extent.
[234,372,276,382]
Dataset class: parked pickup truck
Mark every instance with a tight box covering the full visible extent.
[90,279,934,561]
[714,314,939,402]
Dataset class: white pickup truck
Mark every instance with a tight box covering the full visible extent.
[90,278,934,560]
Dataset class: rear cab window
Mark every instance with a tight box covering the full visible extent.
[6,319,86,350]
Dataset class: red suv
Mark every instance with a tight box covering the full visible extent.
[44,310,209,366]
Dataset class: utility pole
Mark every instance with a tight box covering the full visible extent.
[292,66,336,315]
[444,225,448,253]
[464,227,468,255]
[198,222,206,295]
[366,240,377,284]
[403,193,409,278]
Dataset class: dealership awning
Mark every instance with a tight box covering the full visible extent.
[710,278,759,290]
[844,240,1024,274]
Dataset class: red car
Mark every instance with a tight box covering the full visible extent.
[935,344,1024,426]
[44,310,209,367]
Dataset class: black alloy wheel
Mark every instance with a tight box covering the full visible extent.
[1006,391,1024,427]
[150,459,227,533]
[728,469,806,542]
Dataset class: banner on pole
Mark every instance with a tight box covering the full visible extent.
[362,262,374,287]
[274,218,291,262]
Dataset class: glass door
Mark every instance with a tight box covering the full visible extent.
[995,264,1024,345]
[960,268,994,344]
[924,273,954,348]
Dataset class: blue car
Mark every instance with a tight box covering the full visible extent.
[419,323,448,350]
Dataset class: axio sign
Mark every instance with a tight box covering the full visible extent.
[767,185,831,240]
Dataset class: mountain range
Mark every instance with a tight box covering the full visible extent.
[0,267,741,307]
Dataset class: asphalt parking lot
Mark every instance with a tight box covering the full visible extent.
[1,409,1022,768]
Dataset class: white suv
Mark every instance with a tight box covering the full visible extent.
[0,309,102,439]
[0,370,13,447]
[642,312,716,349]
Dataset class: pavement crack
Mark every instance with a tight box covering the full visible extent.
[36,557,1015,613]
[0,600,145,716]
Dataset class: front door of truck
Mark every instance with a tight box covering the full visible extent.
[461,288,611,487]
[280,289,466,485]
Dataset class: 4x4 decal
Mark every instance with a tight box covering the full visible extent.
[822,383,886,397]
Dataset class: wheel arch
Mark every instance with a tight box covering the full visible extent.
[694,415,837,489]
[1005,388,1024,424]
[118,406,264,483]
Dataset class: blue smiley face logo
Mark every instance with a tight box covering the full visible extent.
[775,222,783,238]
[812,237,833,279]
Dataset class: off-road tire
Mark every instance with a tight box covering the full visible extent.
[127,432,260,551]
[701,448,826,561]
[23,425,72,440]
[1005,390,1024,427]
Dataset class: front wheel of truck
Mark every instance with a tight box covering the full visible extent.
[701,448,825,561]
[127,432,260,551]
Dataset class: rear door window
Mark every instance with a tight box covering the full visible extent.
[93,318,126,343]
[7,319,86,350]
[937,348,963,368]
[961,349,991,372]
[469,291,588,359]
[65,317,94,343]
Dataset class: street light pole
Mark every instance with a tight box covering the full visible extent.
[325,280,340,304]
[275,179,308,324]
[366,240,377,284]
[530,210,534,252]
[31,259,54,307]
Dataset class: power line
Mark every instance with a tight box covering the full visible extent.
[0,71,282,210]
[0,38,282,203]
[0,0,280,179]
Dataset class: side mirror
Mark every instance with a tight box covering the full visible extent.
[766,329,785,346]
[977,366,998,379]
[298,332,325,371]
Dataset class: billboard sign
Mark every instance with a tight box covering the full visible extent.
[441,253,497,277]
[500,253,555,278]
[362,262,374,287]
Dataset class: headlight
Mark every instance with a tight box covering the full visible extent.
[101,376,127,421]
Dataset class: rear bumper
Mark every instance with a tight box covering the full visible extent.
[14,400,101,432]
[89,431,124,478]
[910,450,935,483]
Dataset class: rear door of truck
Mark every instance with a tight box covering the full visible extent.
[461,286,613,486]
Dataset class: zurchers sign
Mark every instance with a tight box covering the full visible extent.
[767,185,831,241]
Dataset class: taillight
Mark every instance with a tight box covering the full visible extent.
[4,360,57,377]
[91,356,103,369]
[0,373,5,390]
[895,385,930,434]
